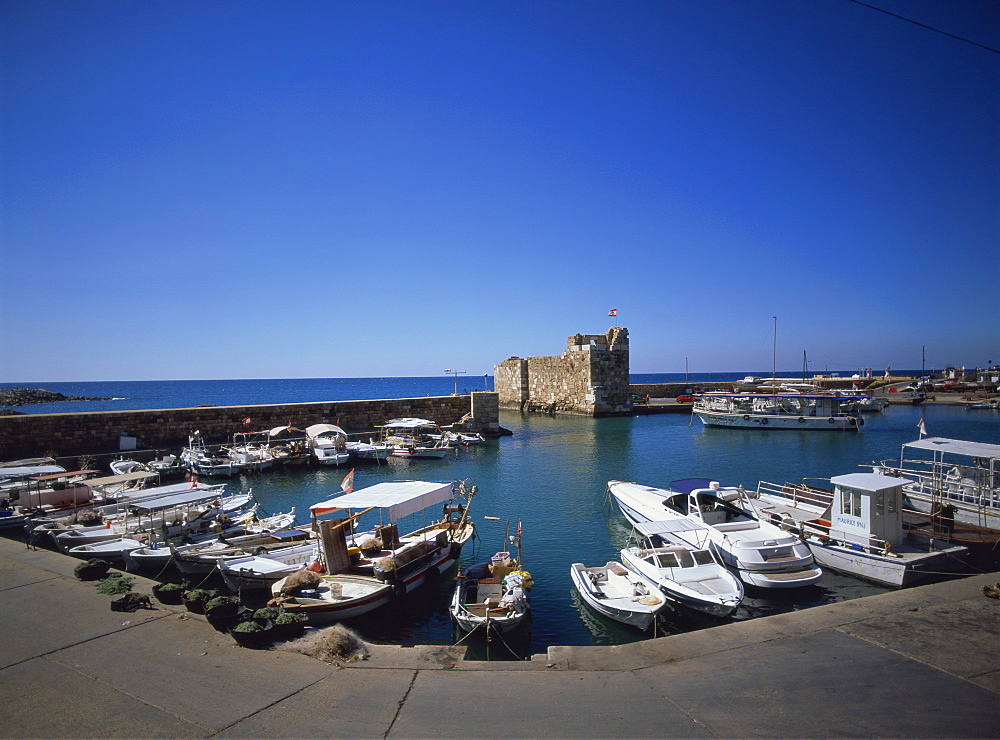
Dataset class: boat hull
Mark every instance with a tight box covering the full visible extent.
[569,562,663,630]
[805,540,967,588]
[694,410,862,431]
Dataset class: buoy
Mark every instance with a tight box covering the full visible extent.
[307,560,323,573]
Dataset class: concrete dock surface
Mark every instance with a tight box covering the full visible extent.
[2,536,999,738]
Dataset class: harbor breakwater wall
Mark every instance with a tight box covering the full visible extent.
[0,392,500,460]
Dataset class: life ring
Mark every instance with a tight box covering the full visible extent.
[761,418,768,425]
[798,417,806,423]
[743,415,750,421]
[828,418,835,424]
[848,417,857,425]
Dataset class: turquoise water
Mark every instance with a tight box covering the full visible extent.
[5,376,997,657]
[201,403,998,657]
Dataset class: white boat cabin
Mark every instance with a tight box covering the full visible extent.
[827,473,907,548]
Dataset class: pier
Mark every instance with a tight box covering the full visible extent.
[2,535,998,737]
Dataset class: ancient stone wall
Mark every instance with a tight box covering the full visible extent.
[494,327,631,416]
[0,393,499,460]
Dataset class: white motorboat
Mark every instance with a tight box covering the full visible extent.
[693,392,863,431]
[754,474,969,588]
[109,458,152,476]
[378,418,452,459]
[67,537,147,562]
[619,520,744,618]
[305,423,352,466]
[218,541,321,591]
[871,437,1000,531]
[569,561,666,630]
[608,479,823,589]
[277,480,477,623]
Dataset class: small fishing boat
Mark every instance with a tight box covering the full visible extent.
[181,431,246,477]
[67,537,147,562]
[451,560,530,636]
[273,480,478,623]
[271,572,393,623]
[378,418,452,458]
[569,561,665,630]
[226,431,276,472]
[344,439,394,462]
[618,520,744,618]
[451,519,530,638]
[125,509,300,572]
[305,424,352,466]
[218,541,321,592]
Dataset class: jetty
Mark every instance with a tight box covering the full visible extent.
[2,535,998,737]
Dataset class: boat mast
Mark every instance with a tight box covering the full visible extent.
[772,316,777,392]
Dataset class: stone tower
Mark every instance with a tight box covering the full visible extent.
[494,327,630,416]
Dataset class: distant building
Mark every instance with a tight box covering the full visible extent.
[494,327,631,416]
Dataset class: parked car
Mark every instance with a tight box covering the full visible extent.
[675,394,696,404]
[631,394,648,405]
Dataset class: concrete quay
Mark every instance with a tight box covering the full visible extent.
[2,536,999,738]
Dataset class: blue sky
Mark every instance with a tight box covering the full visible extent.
[2,1,997,381]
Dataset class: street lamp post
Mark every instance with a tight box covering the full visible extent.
[444,368,467,395]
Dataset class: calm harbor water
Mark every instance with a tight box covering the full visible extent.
[5,375,999,658]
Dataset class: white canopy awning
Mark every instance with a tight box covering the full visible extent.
[305,423,347,439]
[83,471,159,487]
[903,437,1000,461]
[310,480,453,520]
[633,519,707,536]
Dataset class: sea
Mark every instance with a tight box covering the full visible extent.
[4,373,999,659]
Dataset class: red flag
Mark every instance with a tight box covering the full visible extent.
[917,418,927,437]
[241,417,251,426]
[608,309,617,317]
[517,519,522,536]
[342,468,355,493]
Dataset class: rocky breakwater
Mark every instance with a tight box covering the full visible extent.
[0,388,111,408]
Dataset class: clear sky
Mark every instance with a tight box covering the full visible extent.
[2,0,997,382]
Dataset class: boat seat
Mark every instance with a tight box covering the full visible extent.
[606,563,628,576]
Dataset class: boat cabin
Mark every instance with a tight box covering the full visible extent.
[828,473,907,547]
[665,479,759,530]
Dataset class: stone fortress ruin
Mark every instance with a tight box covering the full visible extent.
[494,327,631,416]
